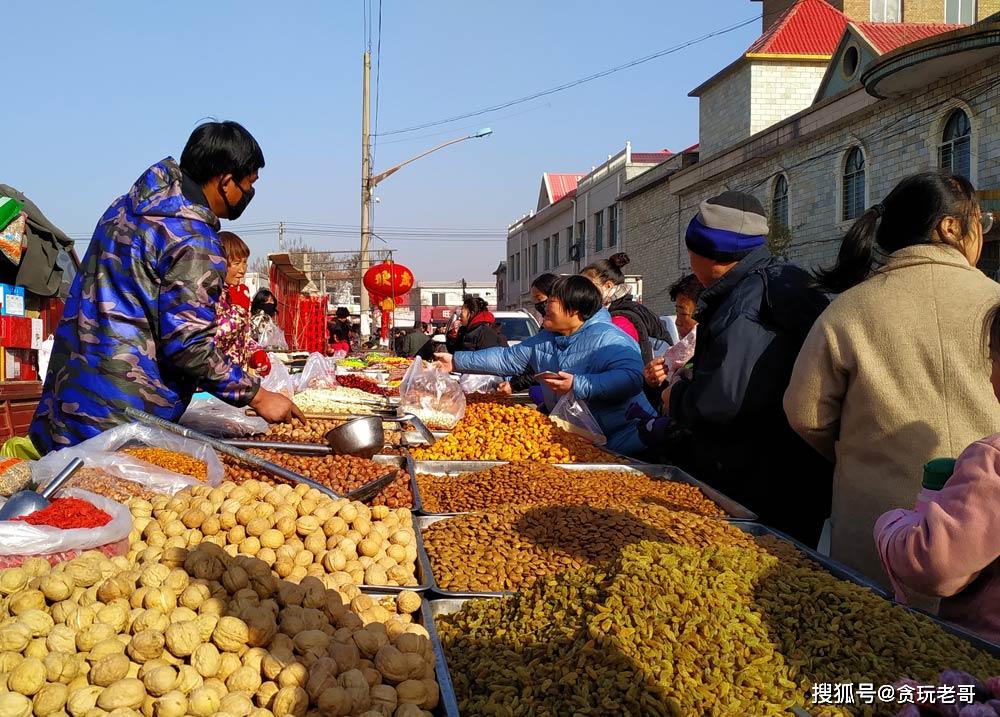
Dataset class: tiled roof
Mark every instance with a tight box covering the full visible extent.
[544,173,584,204]
[631,151,673,164]
[853,22,962,54]
[746,0,848,57]
[681,143,700,153]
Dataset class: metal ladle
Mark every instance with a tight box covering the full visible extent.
[0,457,84,521]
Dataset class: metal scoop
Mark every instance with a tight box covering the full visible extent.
[0,457,84,521]
[324,415,437,459]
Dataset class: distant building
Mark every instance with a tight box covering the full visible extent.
[410,280,497,326]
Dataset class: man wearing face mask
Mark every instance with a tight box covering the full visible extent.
[30,121,303,453]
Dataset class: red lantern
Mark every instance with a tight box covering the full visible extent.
[362,262,414,341]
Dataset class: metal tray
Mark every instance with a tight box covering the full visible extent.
[357,511,434,594]
[418,515,511,598]
[412,460,756,521]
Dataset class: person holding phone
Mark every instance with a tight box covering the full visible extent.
[435,276,651,457]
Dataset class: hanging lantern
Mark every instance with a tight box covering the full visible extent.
[363,262,414,300]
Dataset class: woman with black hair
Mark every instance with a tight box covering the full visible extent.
[250,289,288,351]
[448,295,507,353]
[501,273,559,396]
[581,253,672,364]
[436,276,651,456]
[785,171,1000,586]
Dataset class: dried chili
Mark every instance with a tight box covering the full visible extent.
[15,497,112,529]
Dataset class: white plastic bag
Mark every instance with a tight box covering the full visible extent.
[180,395,268,438]
[398,357,466,430]
[549,391,607,446]
[459,374,503,395]
[0,488,132,557]
[32,424,222,494]
[257,317,288,351]
[298,353,339,391]
[261,354,294,399]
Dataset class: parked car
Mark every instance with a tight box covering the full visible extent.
[660,315,680,346]
[493,311,540,346]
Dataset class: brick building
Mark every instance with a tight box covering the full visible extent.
[622,0,1000,315]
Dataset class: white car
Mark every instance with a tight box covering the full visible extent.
[493,311,540,346]
[660,315,680,345]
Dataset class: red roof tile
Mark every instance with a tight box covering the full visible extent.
[853,22,962,54]
[746,0,848,57]
[631,151,673,164]
[681,143,700,153]
[544,173,584,205]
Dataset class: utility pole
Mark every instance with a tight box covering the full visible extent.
[359,51,372,334]
[278,221,285,251]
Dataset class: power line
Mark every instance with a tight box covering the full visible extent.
[375,15,761,137]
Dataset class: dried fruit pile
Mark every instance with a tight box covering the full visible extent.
[119,448,208,482]
[417,462,724,516]
[222,450,413,509]
[252,419,405,447]
[65,468,160,502]
[128,480,419,588]
[437,538,1000,717]
[413,402,623,463]
[336,374,391,397]
[423,504,753,593]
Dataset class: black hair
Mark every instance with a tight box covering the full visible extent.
[549,275,603,322]
[582,252,630,286]
[333,324,351,342]
[669,274,703,303]
[814,171,977,294]
[180,120,265,184]
[462,296,488,316]
[251,289,277,315]
[530,272,559,296]
[335,307,350,320]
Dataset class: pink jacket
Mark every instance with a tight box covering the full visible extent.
[611,315,640,342]
[874,434,1000,643]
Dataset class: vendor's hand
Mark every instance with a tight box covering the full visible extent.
[250,387,305,424]
[541,371,574,395]
[433,352,454,373]
[644,357,668,387]
[496,381,513,397]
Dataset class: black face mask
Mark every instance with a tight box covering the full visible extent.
[262,304,277,318]
[220,178,255,220]
[534,301,547,316]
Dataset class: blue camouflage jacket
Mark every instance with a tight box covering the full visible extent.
[30,159,259,453]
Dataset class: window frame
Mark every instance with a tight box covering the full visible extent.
[939,108,972,181]
[945,0,976,23]
[771,174,789,230]
[870,0,901,21]
[842,147,867,222]
[608,204,619,247]
[543,237,551,270]
[530,244,538,275]
[594,210,604,252]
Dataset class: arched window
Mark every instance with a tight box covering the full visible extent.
[842,147,866,221]
[939,109,972,180]
[771,175,789,229]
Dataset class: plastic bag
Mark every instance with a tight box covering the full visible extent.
[298,353,339,391]
[180,395,268,438]
[549,391,607,446]
[257,317,288,351]
[398,357,466,430]
[261,354,294,399]
[459,374,503,395]
[665,326,697,387]
[32,423,222,494]
[0,488,132,559]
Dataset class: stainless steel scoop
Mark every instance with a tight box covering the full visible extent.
[0,457,84,521]
[324,414,437,459]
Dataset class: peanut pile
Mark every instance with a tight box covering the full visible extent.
[66,468,160,502]
[437,539,1000,717]
[412,402,623,463]
[119,448,208,482]
[417,462,725,516]
[422,504,754,593]
[254,420,404,446]
[222,451,413,509]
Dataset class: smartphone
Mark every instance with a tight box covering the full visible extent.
[534,371,560,381]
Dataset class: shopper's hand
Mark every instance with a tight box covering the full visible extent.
[434,353,454,373]
[496,381,513,396]
[644,357,668,387]
[250,387,305,424]
[541,371,574,395]
[661,385,672,409]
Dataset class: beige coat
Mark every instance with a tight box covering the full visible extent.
[784,243,1000,586]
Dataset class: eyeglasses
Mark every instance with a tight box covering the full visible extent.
[982,212,995,235]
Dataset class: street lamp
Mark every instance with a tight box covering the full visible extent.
[359,128,493,332]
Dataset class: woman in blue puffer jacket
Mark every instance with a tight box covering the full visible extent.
[435,276,651,457]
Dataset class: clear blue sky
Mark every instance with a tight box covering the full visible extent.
[6,0,762,282]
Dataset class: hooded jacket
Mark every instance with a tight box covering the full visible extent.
[669,246,832,545]
[449,311,507,353]
[452,308,651,456]
[30,159,258,453]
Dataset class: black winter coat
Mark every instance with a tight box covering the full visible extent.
[668,247,833,546]
[607,295,673,365]
[447,321,507,353]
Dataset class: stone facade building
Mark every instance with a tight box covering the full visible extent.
[622,0,1000,315]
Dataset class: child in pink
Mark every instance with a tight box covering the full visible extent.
[874,302,1000,644]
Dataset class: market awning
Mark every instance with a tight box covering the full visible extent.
[0,183,74,298]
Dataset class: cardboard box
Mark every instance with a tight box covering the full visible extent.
[30,319,42,350]
[0,284,25,317]
[0,348,37,382]
[0,317,33,349]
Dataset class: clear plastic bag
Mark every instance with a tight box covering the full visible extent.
[179,395,268,438]
[32,423,222,494]
[298,353,339,391]
[0,488,132,558]
[257,317,288,351]
[261,354,294,399]
[549,391,607,446]
[459,374,503,395]
[398,357,466,430]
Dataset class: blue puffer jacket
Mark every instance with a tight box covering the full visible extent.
[452,309,651,456]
